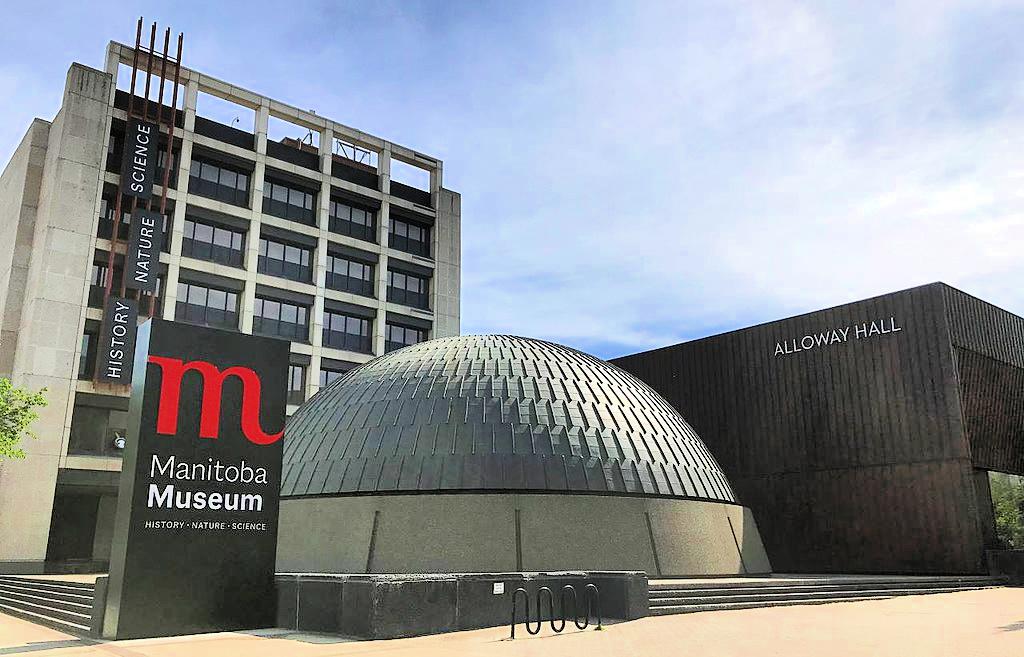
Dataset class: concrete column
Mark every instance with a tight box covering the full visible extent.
[429,161,442,210]
[306,128,333,399]
[373,148,392,355]
[432,189,461,338]
[161,78,199,321]
[240,103,270,334]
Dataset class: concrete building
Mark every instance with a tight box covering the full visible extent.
[613,283,1024,575]
[0,41,461,573]
[277,335,770,577]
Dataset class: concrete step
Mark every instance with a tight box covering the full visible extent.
[649,580,1003,598]
[0,576,95,593]
[650,595,886,615]
[0,586,93,613]
[647,575,1007,616]
[0,582,94,606]
[650,585,992,608]
[0,599,91,635]
[0,576,95,636]
[649,575,1004,592]
[0,591,92,628]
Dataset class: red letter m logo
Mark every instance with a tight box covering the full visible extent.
[147,356,283,445]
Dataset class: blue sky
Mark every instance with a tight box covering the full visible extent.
[2,1,1022,359]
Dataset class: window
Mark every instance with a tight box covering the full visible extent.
[90,262,109,290]
[318,366,353,388]
[322,311,372,353]
[78,331,98,381]
[175,281,239,329]
[262,178,316,225]
[386,323,427,353]
[258,237,313,283]
[287,364,306,405]
[155,146,177,188]
[106,130,122,172]
[188,156,250,206]
[326,254,374,297]
[387,269,429,309]
[182,218,245,267]
[328,199,375,242]
[139,275,165,317]
[88,262,121,308]
[253,296,309,342]
[389,217,430,257]
[97,195,132,239]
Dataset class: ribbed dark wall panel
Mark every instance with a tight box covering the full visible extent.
[943,285,1024,368]
[614,283,988,574]
[954,348,1024,475]
[943,285,1024,476]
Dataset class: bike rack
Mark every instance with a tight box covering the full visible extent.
[509,583,603,639]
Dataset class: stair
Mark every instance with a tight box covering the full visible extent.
[649,575,1007,616]
[0,576,95,635]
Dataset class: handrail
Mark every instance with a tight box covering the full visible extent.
[509,583,602,639]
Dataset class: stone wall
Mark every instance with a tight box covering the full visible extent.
[278,492,771,577]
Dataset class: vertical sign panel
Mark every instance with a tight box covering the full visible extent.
[104,320,289,639]
[95,297,138,384]
[123,208,164,293]
[120,118,159,200]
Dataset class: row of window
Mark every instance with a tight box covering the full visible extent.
[175,282,240,329]
[263,179,316,225]
[186,156,430,255]
[258,237,313,283]
[189,158,250,206]
[386,270,429,310]
[179,217,428,306]
[182,219,245,267]
[326,254,374,297]
[97,208,429,309]
[172,280,425,354]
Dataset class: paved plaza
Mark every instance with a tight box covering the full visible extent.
[1,587,1023,656]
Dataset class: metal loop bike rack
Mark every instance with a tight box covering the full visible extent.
[509,583,603,639]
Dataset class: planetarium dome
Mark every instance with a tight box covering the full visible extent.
[277,335,770,576]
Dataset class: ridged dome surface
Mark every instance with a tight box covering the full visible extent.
[282,335,734,502]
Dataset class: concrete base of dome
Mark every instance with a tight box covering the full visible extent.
[277,493,771,577]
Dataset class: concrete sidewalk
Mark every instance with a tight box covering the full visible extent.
[1,587,1022,656]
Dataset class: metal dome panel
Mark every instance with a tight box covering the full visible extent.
[282,335,735,502]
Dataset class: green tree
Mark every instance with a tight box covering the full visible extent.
[990,472,1024,549]
[0,378,47,460]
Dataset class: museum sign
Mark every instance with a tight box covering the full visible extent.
[103,319,288,639]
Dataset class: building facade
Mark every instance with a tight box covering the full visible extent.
[0,41,461,572]
[613,283,1023,575]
